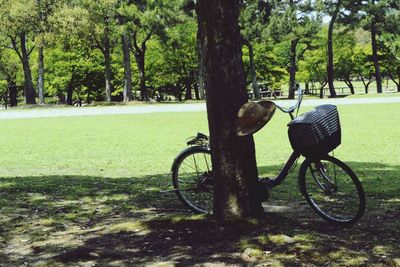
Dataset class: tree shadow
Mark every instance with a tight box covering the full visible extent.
[0,161,399,266]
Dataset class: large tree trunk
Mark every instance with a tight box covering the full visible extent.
[122,34,133,102]
[19,33,36,104]
[371,19,382,93]
[38,45,45,104]
[197,0,263,220]
[327,4,339,98]
[104,18,113,102]
[289,39,298,100]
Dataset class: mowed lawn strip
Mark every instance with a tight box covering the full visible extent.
[0,102,398,177]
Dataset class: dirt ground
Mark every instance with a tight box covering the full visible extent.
[0,175,399,266]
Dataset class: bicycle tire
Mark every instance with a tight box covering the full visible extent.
[298,155,365,226]
[171,146,213,214]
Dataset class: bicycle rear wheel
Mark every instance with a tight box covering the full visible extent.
[172,146,213,213]
[298,155,365,226]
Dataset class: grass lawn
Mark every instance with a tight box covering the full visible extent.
[0,102,399,266]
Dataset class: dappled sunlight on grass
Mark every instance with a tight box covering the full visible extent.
[1,160,398,265]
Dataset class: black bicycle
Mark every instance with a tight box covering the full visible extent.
[171,88,365,226]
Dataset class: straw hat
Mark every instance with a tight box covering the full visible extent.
[236,100,276,136]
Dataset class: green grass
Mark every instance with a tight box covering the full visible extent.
[0,102,399,176]
[0,102,399,266]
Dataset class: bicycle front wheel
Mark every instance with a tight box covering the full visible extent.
[299,156,365,226]
[172,146,213,214]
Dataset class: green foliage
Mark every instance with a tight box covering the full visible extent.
[45,48,105,102]
[0,0,399,103]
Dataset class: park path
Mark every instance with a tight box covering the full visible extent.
[0,96,399,120]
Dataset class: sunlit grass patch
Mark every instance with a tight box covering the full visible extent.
[328,248,369,266]
[109,221,148,233]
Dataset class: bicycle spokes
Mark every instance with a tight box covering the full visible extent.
[301,157,365,225]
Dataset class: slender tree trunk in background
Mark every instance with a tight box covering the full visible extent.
[395,80,400,92]
[135,51,148,101]
[197,0,263,221]
[305,82,310,94]
[389,75,400,92]
[194,82,200,100]
[244,40,259,99]
[249,43,259,100]
[184,78,192,100]
[327,4,339,98]
[197,27,206,99]
[38,45,45,104]
[18,33,36,104]
[122,34,133,102]
[104,19,114,102]
[289,39,298,100]
[7,76,18,107]
[348,81,355,94]
[371,20,382,93]
[66,83,73,105]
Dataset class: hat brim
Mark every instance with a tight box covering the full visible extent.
[236,100,276,136]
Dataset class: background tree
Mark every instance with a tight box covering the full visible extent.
[196,0,263,220]
[0,44,20,107]
[268,0,320,99]
[157,17,198,100]
[298,29,329,97]
[381,33,400,92]
[360,0,399,93]
[240,0,272,99]
[35,0,58,104]
[80,0,118,102]
[334,30,357,94]
[0,0,38,104]
[119,0,168,101]
[116,0,133,102]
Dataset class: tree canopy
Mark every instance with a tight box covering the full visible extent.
[0,0,399,106]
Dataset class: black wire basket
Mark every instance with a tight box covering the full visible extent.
[288,104,341,158]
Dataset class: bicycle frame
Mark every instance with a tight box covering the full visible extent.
[264,86,303,188]
[264,150,301,187]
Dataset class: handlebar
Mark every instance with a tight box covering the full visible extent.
[275,84,303,115]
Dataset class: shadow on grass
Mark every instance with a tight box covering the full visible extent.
[0,161,399,266]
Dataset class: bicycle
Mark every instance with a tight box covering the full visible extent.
[171,87,366,226]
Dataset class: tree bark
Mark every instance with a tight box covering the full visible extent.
[38,45,45,104]
[327,4,339,98]
[19,33,36,104]
[289,39,298,100]
[104,18,114,102]
[197,0,263,220]
[122,34,133,102]
[371,19,382,93]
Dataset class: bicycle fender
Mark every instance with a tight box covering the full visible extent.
[171,146,210,172]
